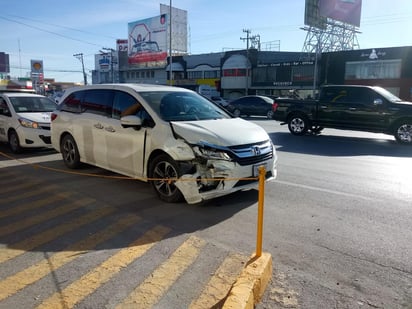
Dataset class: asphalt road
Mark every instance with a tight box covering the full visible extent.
[1,120,411,308]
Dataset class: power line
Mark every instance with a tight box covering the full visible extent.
[0,15,103,47]
[4,14,118,40]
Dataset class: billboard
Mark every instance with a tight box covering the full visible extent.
[116,39,128,52]
[319,0,362,27]
[305,0,361,28]
[160,4,188,54]
[0,52,10,73]
[128,15,168,67]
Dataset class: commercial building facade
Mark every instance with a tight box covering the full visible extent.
[92,45,412,101]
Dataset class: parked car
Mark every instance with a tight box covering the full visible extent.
[226,95,275,119]
[51,84,277,204]
[0,92,56,153]
[210,96,228,107]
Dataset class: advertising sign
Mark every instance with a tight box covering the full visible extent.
[0,52,10,73]
[116,39,128,52]
[30,59,44,82]
[128,15,168,67]
[319,0,362,27]
[160,4,188,54]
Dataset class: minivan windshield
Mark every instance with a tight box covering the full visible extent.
[10,96,57,113]
[139,91,232,121]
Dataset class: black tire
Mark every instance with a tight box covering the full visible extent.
[149,154,184,203]
[60,134,81,169]
[288,114,309,136]
[8,130,22,153]
[233,109,241,117]
[393,121,412,144]
[266,110,274,119]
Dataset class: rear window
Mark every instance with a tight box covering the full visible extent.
[59,90,85,113]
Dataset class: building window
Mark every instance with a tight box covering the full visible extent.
[292,65,314,82]
[345,59,402,80]
[223,69,247,77]
[188,71,203,79]
[253,67,267,82]
[204,70,219,78]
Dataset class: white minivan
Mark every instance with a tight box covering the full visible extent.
[0,92,56,153]
[51,84,277,204]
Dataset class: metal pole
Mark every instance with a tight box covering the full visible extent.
[256,165,266,257]
[169,0,173,86]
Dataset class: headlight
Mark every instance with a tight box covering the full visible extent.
[197,146,231,161]
[18,118,39,129]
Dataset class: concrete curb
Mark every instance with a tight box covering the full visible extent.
[222,252,272,309]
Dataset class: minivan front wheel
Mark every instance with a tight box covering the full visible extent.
[61,134,81,169]
[149,154,184,203]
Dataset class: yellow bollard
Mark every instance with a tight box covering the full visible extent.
[256,165,266,257]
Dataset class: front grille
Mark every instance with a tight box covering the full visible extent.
[228,140,273,166]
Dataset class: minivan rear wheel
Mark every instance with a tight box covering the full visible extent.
[149,154,184,203]
[61,134,81,169]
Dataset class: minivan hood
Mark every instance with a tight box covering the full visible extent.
[171,118,269,146]
[17,112,51,123]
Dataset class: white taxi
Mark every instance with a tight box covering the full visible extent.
[0,92,56,153]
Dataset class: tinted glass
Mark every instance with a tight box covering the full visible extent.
[82,89,113,116]
[59,90,85,113]
[112,91,139,119]
[139,91,231,121]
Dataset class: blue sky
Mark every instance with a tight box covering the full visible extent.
[1,0,411,83]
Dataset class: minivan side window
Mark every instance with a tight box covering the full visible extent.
[112,91,140,119]
[82,89,113,116]
[59,90,85,113]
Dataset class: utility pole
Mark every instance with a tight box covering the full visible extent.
[73,53,87,85]
[240,29,260,95]
[169,0,173,86]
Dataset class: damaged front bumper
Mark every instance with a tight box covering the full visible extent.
[175,154,277,204]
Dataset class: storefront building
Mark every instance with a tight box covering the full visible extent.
[92,45,412,101]
[320,46,412,100]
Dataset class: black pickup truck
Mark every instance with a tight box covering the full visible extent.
[271,85,412,144]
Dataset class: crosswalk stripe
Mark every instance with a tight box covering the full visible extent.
[36,225,171,309]
[0,180,43,194]
[117,235,206,309]
[0,204,114,264]
[189,253,248,309]
[0,214,142,301]
[0,185,63,217]
[0,195,86,237]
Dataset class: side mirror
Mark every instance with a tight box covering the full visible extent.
[373,98,383,105]
[120,115,142,129]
